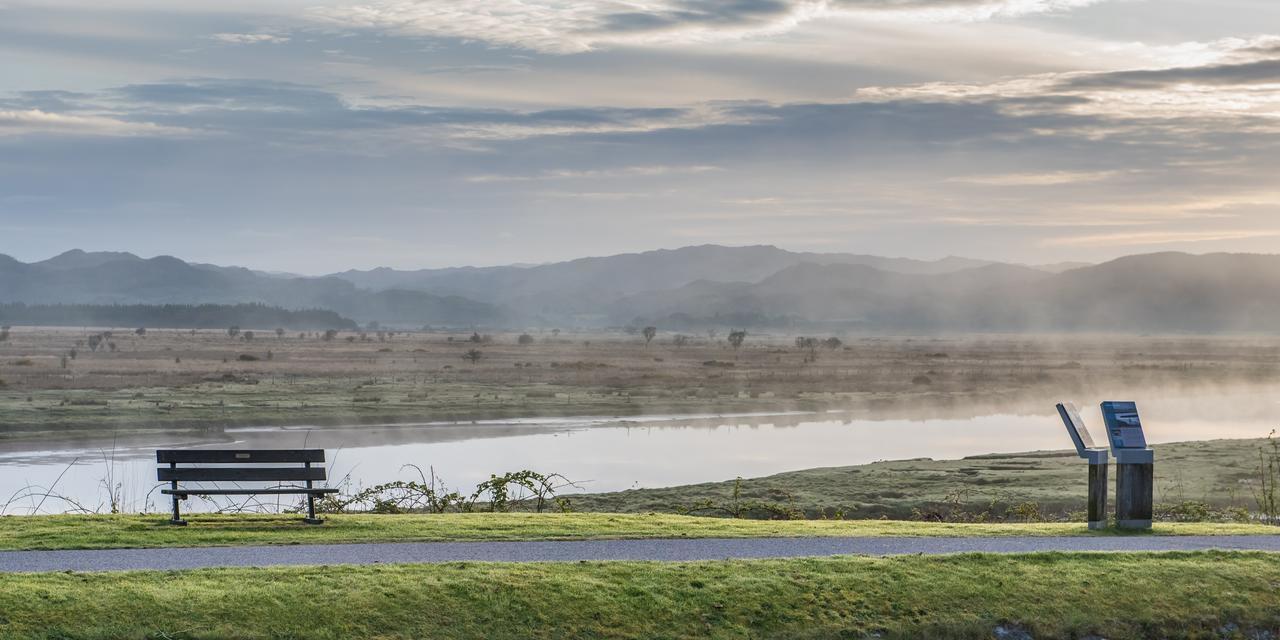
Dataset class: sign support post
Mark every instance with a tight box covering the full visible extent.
[1056,402,1110,530]
[1101,401,1154,530]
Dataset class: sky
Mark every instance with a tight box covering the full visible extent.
[1,0,1279,273]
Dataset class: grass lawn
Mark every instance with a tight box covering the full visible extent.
[1,551,1279,639]
[0,512,1274,551]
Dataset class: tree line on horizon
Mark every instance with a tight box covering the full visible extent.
[0,302,358,331]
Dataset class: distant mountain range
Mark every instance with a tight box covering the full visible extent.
[0,246,1277,333]
[0,250,499,327]
[612,253,1280,332]
[330,245,1086,325]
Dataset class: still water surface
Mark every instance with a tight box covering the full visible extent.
[2,388,1277,514]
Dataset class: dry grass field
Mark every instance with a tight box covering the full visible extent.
[1,326,1278,440]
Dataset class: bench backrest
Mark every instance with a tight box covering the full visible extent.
[156,449,328,483]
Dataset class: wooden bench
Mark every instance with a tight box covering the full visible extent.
[157,449,339,525]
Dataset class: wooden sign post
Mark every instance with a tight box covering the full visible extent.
[1101,401,1154,530]
[1056,402,1110,530]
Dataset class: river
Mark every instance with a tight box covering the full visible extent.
[2,387,1276,514]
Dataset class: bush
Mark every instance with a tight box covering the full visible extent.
[517,333,534,345]
[237,354,260,362]
[320,468,576,514]
[912,375,932,385]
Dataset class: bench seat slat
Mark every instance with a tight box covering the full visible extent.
[157,449,325,464]
[162,488,339,496]
[158,467,327,482]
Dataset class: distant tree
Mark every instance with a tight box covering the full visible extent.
[345,335,356,343]
[60,355,68,369]
[707,329,718,340]
[0,328,8,343]
[135,327,146,337]
[102,331,113,339]
[795,337,819,362]
[228,326,241,338]
[642,326,657,347]
[551,328,561,337]
[517,333,535,345]
[276,328,286,339]
[795,336,815,349]
[68,348,77,360]
[323,329,338,341]
[88,334,102,352]
[266,350,274,361]
[463,348,483,364]
[107,341,118,353]
[242,331,255,342]
[823,337,843,350]
[727,329,746,351]
[672,334,689,348]
[469,332,483,343]
[298,332,306,340]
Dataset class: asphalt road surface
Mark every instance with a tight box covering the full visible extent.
[2,535,1279,572]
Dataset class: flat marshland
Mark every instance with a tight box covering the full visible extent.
[1,327,1277,439]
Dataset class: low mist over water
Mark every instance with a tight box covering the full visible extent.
[5,385,1274,515]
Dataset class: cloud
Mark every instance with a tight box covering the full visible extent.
[0,109,185,137]
[596,0,804,34]
[837,0,1105,21]
[0,79,732,152]
[309,0,1109,53]
[467,165,723,182]
[1045,229,1280,248]
[1062,58,1280,90]
[946,170,1121,186]
[114,79,346,111]
[209,32,290,45]
[859,39,1280,122]
[3,47,1278,267]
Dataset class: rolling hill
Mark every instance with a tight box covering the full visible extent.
[0,247,1275,332]
[610,252,1280,332]
[0,250,501,327]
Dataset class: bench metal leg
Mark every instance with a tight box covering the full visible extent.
[170,495,187,526]
[303,494,322,525]
[303,472,323,524]
[168,474,187,526]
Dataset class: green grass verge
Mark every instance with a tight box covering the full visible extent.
[0,513,1273,551]
[573,437,1270,519]
[1,552,1278,639]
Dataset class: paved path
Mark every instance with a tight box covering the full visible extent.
[3,536,1280,572]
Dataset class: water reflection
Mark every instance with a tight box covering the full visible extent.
[1,388,1277,515]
